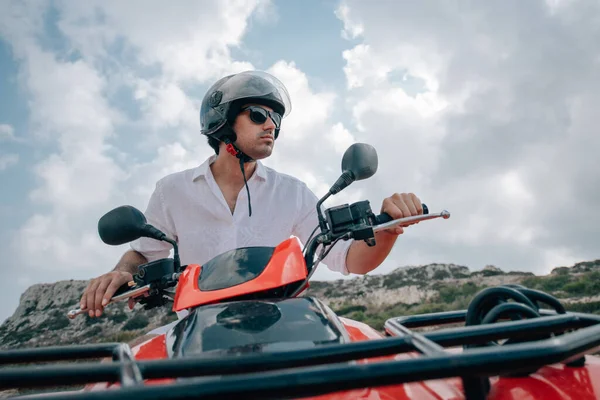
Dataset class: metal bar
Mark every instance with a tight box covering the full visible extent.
[114,344,143,387]
[540,309,600,323]
[422,314,592,347]
[0,336,414,390]
[391,309,600,329]
[390,310,467,328]
[385,320,445,355]
[0,343,122,365]
[16,322,600,400]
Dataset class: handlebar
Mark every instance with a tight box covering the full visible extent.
[68,201,450,318]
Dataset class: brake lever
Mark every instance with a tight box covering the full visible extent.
[66,283,152,319]
[373,210,451,233]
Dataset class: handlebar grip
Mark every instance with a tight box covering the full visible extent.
[375,203,429,224]
[114,281,133,297]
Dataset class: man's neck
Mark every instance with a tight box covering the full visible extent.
[210,151,257,189]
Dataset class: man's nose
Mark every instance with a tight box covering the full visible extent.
[263,115,276,130]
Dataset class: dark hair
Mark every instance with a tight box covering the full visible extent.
[207,136,221,154]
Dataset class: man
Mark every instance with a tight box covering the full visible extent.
[80,70,423,318]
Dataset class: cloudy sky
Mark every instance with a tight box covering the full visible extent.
[1,0,599,323]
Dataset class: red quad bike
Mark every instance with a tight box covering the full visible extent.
[2,143,600,400]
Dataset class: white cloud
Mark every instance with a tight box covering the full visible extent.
[545,0,577,14]
[0,154,19,170]
[1,42,129,281]
[134,80,198,130]
[19,48,124,210]
[342,41,444,95]
[334,4,364,40]
[0,124,15,141]
[14,212,127,276]
[260,62,339,182]
[266,61,337,142]
[348,86,446,194]
[55,0,264,84]
[327,123,356,155]
[342,44,390,90]
[499,170,536,206]
[336,0,600,274]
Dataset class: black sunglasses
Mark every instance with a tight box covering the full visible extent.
[241,105,282,128]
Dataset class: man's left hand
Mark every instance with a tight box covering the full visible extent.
[380,192,423,235]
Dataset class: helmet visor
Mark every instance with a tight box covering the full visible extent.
[215,70,292,117]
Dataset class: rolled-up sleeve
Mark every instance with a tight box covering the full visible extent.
[130,179,177,262]
[292,183,353,275]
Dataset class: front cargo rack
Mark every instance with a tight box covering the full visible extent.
[2,286,600,400]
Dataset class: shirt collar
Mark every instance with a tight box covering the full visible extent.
[192,154,268,182]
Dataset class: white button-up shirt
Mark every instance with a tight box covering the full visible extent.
[130,155,352,276]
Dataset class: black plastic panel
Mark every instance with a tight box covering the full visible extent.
[198,247,275,291]
[170,297,346,357]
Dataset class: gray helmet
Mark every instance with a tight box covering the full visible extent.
[200,70,292,140]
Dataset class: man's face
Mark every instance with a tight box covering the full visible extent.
[231,103,279,160]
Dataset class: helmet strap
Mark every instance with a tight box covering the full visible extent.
[222,136,253,217]
[239,156,252,217]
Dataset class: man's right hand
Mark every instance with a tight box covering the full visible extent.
[80,271,134,317]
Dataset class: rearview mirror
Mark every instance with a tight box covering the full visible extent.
[98,205,165,245]
[341,143,378,181]
[329,143,378,194]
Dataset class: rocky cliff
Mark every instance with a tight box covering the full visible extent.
[1,260,599,350]
[0,280,177,350]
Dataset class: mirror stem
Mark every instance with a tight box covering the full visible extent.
[316,171,356,234]
[329,171,355,195]
[164,237,182,272]
[316,194,330,232]
[142,225,167,241]
[140,224,182,271]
